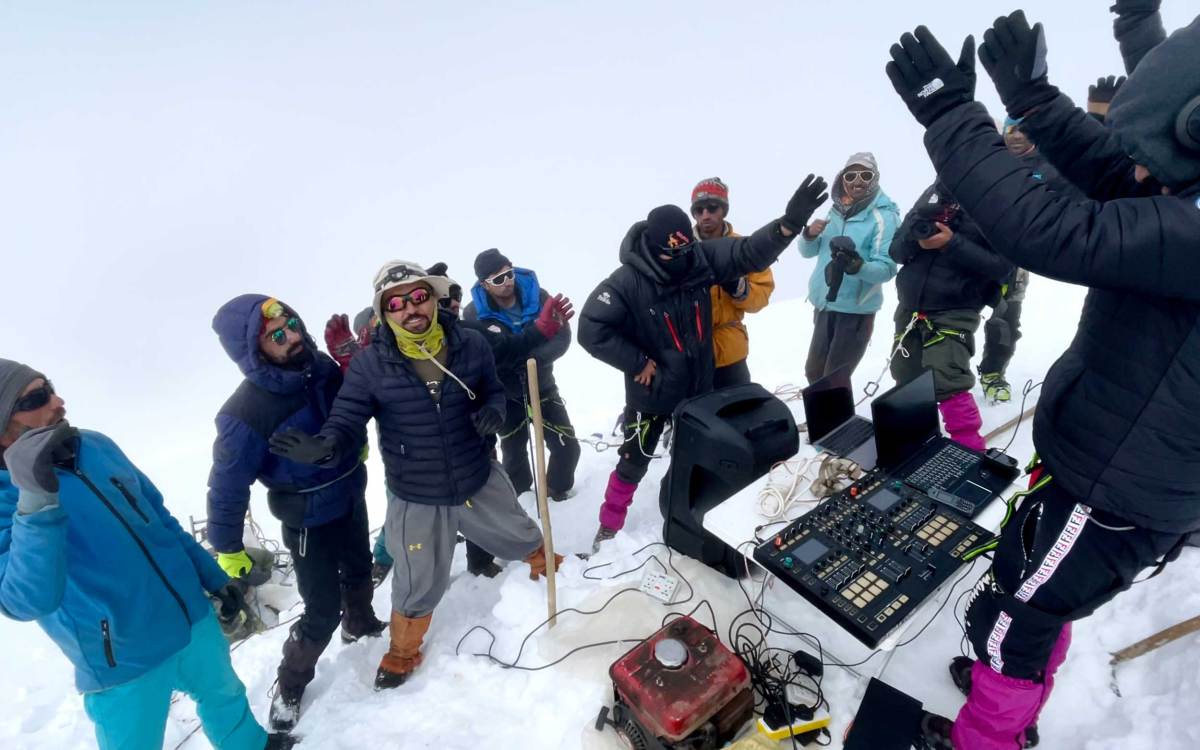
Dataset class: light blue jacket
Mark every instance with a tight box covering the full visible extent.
[0,430,227,692]
[799,189,900,314]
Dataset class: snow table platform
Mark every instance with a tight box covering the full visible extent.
[701,398,1018,692]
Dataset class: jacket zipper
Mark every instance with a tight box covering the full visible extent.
[401,351,460,498]
[662,312,684,352]
[110,478,149,523]
[100,619,116,667]
[72,469,191,626]
[693,301,704,343]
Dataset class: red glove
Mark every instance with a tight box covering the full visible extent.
[324,314,359,371]
[533,294,574,338]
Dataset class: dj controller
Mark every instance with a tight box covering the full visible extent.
[754,469,994,648]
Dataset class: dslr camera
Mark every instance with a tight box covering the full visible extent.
[911,189,960,240]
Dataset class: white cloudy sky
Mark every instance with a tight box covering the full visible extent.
[2,0,1195,508]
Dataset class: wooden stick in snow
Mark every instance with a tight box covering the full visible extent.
[526,358,557,627]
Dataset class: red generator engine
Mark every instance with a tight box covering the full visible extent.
[595,616,753,749]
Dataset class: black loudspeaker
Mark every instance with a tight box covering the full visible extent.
[659,383,800,578]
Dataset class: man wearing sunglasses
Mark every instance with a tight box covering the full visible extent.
[580,176,829,551]
[463,249,580,503]
[690,177,776,388]
[799,152,900,386]
[269,260,558,691]
[325,270,500,584]
[0,360,290,749]
[208,296,384,732]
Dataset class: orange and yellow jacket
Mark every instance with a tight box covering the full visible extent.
[702,222,775,368]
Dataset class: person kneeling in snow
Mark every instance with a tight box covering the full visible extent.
[889,181,1012,451]
[0,359,290,750]
[578,177,829,552]
[269,261,559,690]
[208,295,386,732]
[887,11,1200,749]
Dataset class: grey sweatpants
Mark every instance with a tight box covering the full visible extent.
[384,462,544,617]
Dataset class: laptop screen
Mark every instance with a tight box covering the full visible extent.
[802,366,856,443]
[872,370,940,470]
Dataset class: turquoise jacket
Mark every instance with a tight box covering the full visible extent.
[0,430,227,692]
[799,189,900,314]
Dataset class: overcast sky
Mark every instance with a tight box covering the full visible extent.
[3,0,1195,510]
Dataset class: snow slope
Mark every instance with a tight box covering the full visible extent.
[2,285,1198,750]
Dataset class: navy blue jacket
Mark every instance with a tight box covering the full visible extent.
[463,268,571,400]
[319,313,506,505]
[924,95,1200,531]
[1,431,227,692]
[207,295,366,552]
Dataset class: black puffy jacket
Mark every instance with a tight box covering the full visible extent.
[889,184,1013,313]
[579,220,793,414]
[923,94,1200,532]
[318,313,506,506]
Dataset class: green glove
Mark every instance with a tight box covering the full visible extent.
[218,550,254,578]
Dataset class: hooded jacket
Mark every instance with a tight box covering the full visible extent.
[317,312,506,505]
[890,184,1013,313]
[579,219,793,414]
[922,50,1200,532]
[1106,17,1200,191]
[700,222,776,368]
[207,295,366,553]
[1,431,226,692]
[463,268,570,400]
[799,156,900,314]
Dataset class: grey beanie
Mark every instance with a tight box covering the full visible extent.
[1107,16,1200,189]
[352,306,375,334]
[0,359,44,431]
[842,151,879,174]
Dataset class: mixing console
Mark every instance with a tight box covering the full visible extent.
[753,469,993,648]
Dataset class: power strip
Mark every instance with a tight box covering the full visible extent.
[639,570,680,603]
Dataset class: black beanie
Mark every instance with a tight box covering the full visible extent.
[1107,16,1200,189]
[643,205,696,253]
[474,248,511,281]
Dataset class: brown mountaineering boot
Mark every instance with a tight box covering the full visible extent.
[374,612,432,690]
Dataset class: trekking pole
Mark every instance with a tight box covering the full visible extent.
[1109,613,1200,695]
[526,358,558,627]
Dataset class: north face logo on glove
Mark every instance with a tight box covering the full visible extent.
[917,78,945,98]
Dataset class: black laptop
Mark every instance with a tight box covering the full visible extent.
[802,365,876,469]
[871,371,1017,517]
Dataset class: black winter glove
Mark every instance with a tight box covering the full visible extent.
[829,236,864,275]
[4,422,77,496]
[472,406,504,437]
[268,428,337,466]
[780,175,830,234]
[1088,75,1125,104]
[1111,0,1161,16]
[719,277,749,300]
[885,27,976,128]
[213,581,247,624]
[979,11,1060,118]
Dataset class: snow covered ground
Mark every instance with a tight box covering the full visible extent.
[3,283,1198,750]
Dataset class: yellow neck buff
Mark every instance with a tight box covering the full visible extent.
[387,316,446,360]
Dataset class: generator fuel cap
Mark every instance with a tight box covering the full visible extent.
[654,638,689,668]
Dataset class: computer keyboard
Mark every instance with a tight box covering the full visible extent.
[821,418,874,455]
[905,443,979,492]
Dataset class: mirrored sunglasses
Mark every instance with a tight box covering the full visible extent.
[385,287,432,312]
